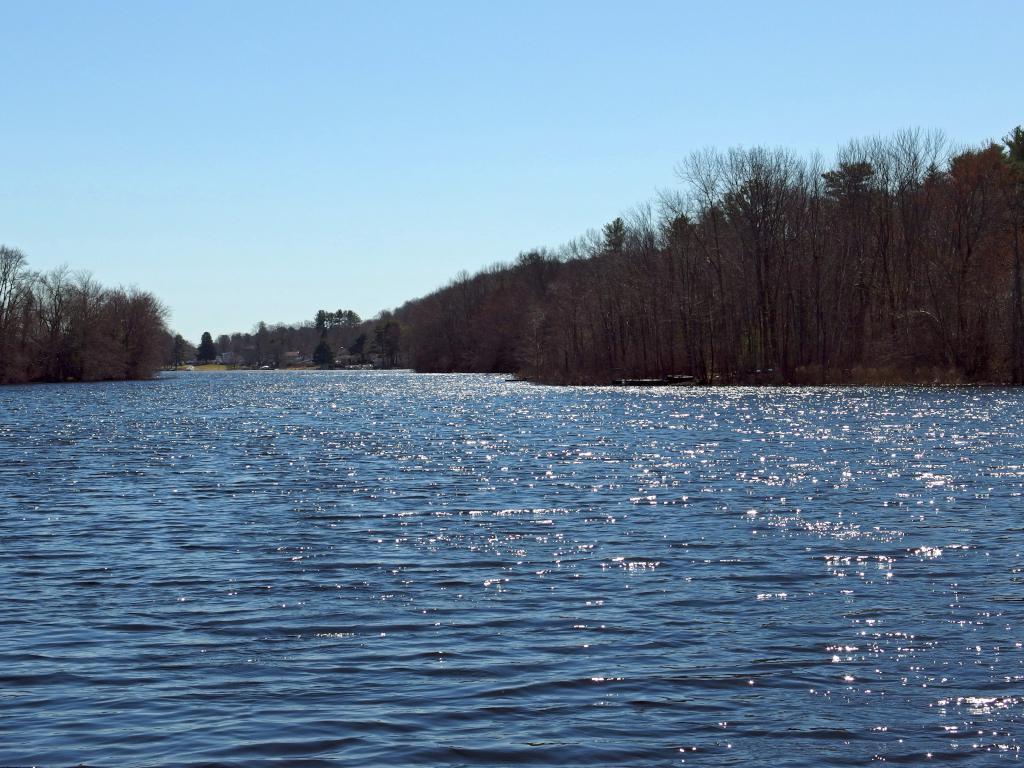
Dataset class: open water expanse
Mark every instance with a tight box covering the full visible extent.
[1,371,1022,766]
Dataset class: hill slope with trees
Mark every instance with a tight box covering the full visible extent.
[394,128,1024,385]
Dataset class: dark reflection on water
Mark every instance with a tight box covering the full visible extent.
[1,371,1022,765]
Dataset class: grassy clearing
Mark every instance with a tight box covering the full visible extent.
[178,364,230,372]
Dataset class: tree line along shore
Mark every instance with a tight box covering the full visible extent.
[4,127,1024,386]
[0,249,168,384]
[394,127,1024,385]
[169,310,401,371]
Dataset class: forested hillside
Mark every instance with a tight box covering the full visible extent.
[0,248,169,384]
[396,128,1024,385]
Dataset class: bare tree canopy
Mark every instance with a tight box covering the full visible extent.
[391,127,1024,385]
[0,250,169,384]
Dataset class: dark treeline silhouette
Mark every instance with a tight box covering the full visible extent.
[0,247,169,384]
[395,128,1024,384]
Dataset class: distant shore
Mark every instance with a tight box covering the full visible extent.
[166,364,393,373]
[156,365,1021,389]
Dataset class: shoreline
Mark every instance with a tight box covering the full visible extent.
[160,366,1020,389]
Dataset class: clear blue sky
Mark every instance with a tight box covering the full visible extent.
[0,0,1018,342]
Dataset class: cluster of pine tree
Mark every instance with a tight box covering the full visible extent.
[0,248,169,384]
[396,128,1024,385]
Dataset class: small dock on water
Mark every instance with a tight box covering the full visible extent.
[612,375,697,387]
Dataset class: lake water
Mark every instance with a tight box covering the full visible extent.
[1,371,1022,766]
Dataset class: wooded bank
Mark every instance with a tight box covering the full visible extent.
[394,128,1024,385]
[0,248,169,384]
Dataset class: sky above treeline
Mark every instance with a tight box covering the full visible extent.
[0,0,1019,342]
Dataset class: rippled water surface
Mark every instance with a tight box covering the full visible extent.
[2,372,1023,766]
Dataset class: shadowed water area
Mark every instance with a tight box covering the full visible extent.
[1,371,1022,766]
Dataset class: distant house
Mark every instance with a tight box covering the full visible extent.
[215,351,241,366]
[333,347,357,366]
[283,350,303,366]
